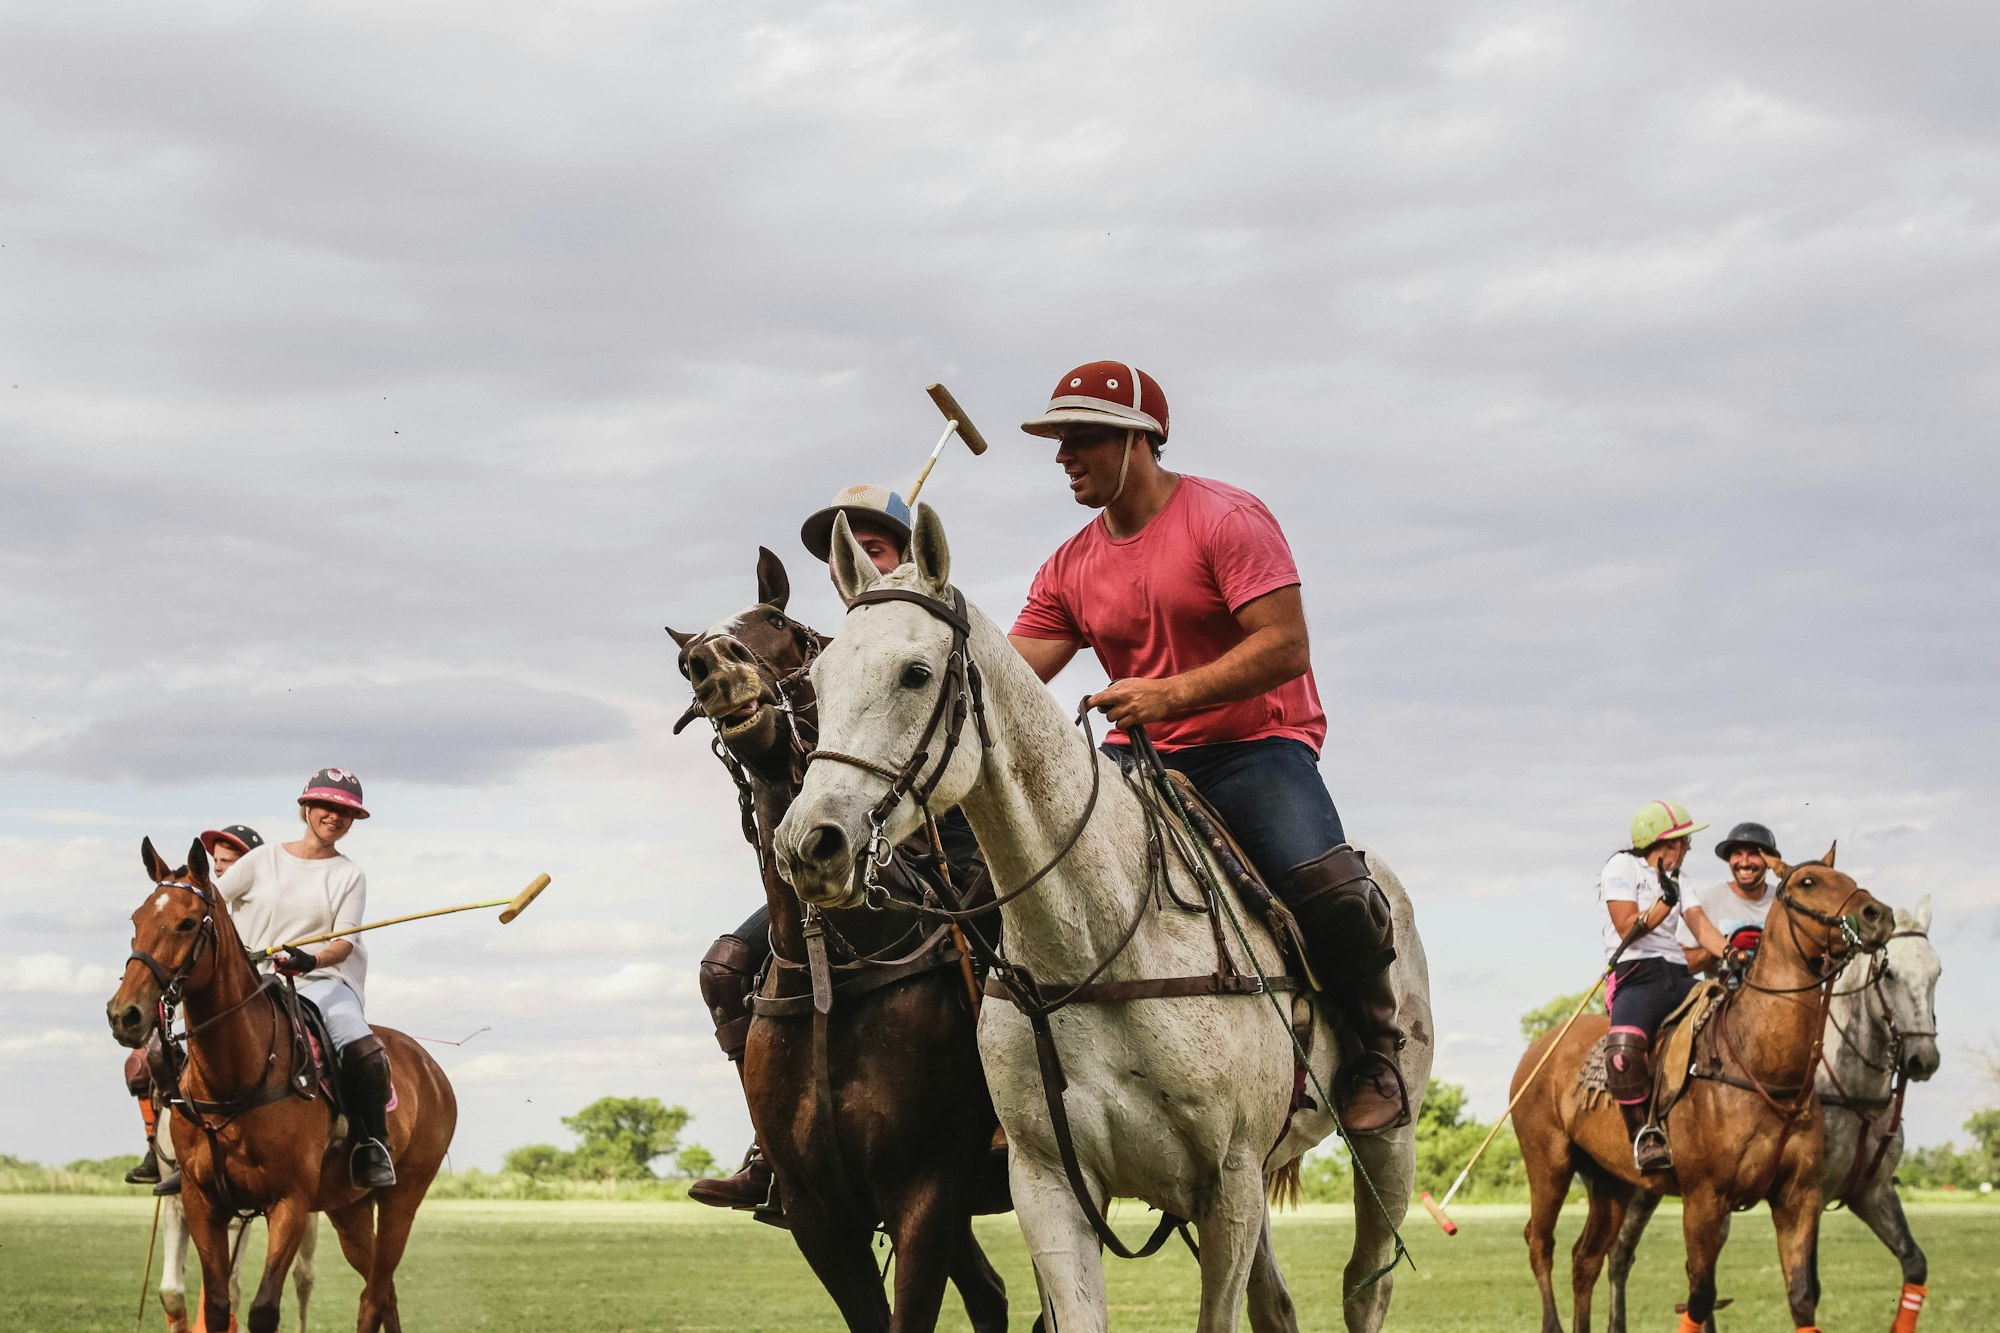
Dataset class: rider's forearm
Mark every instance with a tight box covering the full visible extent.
[314,939,354,969]
[1160,625,1308,713]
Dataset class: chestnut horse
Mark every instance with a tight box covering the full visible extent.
[669,548,1012,1333]
[1510,847,1893,1333]
[107,838,456,1333]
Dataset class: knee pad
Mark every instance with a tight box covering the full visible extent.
[699,934,758,1061]
[124,1047,152,1097]
[1604,1027,1652,1105]
[1278,845,1397,979]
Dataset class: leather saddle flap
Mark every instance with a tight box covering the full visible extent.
[289,991,345,1114]
[1163,770,1272,898]
[1652,979,1724,1112]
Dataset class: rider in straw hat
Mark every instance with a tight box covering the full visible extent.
[218,768,398,1189]
[689,484,988,1212]
[1678,820,1782,978]
[1600,800,1731,1172]
[1007,360,1410,1131]
[124,823,265,1196]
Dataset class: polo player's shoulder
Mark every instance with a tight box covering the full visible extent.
[1178,475,1282,530]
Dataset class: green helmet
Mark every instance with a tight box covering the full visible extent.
[1630,800,1708,851]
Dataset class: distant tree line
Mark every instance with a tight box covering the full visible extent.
[501,1096,715,1182]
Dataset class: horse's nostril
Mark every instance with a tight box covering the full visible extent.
[115,1006,140,1029]
[689,657,709,681]
[805,824,848,865]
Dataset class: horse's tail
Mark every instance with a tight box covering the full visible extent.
[1266,1159,1302,1210]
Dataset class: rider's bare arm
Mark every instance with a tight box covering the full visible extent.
[1009,634,1082,683]
[1088,586,1310,729]
[1680,904,1729,959]
[1606,899,1669,941]
[314,938,355,969]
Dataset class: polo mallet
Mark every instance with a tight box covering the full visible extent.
[256,873,552,958]
[1421,912,1656,1236]
[135,1194,161,1333]
[906,383,989,505]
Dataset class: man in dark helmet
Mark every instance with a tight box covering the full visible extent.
[686,484,987,1211]
[1680,821,1782,977]
[124,824,264,1195]
[217,769,398,1189]
[1006,361,1409,1131]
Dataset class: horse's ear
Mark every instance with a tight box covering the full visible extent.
[141,837,171,883]
[1913,894,1932,931]
[829,513,880,603]
[910,502,950,595]
[665,625,695,648]
[1765,854,1792,884]
[756,546,790,612]
[1822,840,1838,869]
[187,839,211,890]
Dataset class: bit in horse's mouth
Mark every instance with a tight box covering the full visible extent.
[718,700,765,734]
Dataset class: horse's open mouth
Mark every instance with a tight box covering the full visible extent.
[717,699,768,736]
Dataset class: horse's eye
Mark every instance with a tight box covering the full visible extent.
[900,663,933,689]
[768,612,786,627]
[1801,876,1815,888]
[176,918,197,933]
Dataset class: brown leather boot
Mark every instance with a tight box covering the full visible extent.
[688,1143,774,1210]
[1277,847,1410,1133]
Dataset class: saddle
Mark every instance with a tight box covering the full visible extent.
[1579,979,1725,1120]
[281,989,349,1125]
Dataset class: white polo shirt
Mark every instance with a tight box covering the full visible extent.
[217,843,369,999]
[1598,850,1688,965]
[1677,877,1773,947]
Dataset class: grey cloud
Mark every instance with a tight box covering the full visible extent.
[8,677,630,786]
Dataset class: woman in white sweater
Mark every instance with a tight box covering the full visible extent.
[218,767,396,1189]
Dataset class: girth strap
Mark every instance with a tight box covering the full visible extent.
[985,971,1295,1006]
[753,945,968,1018]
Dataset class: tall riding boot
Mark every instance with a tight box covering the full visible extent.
[688,933,779,1213]
[340,1034,398,1189]
[1276,846,1410,1133]
[126,1093,162,1185]
[1605,1027,1671,1172]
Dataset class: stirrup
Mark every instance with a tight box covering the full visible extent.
[351,1138,397,1189]
[1632,1124,1673,1173]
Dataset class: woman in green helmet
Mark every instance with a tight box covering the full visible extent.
[1598,800,1730,1172]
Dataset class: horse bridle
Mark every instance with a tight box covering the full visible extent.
[1828,928,1936,1070]
[804,587,991,888]
[128,880,217,1006]
[1740,867,1882,995]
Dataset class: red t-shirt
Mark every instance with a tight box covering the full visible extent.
[1011,476,1327,752]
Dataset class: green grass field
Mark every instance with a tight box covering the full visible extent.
[2,1196,1992,1330]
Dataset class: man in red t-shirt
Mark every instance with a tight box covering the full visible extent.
[1008,361,1407,1130]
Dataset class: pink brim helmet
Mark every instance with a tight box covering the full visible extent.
[299,767,370,819]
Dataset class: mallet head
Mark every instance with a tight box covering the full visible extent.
[499,873,551,924]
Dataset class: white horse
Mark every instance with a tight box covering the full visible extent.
[155,1104,318,1333]
[776,506,1433,1333]
[1604,896,1943,1333]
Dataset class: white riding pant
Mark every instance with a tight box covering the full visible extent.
[297,977,373,1051]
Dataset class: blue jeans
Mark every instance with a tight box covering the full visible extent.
[1108,737,1346,884]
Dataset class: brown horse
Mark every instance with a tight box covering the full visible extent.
[669,548,1012,1333]
[106,837,456,1333]
[1510,847,1893,1333]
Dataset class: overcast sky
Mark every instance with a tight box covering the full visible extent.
[3,1,1995,1174]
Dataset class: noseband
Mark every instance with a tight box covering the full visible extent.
[127,880,215,1005]
[806,587,991,883]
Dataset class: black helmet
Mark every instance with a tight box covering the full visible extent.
[1715,821,1780,861]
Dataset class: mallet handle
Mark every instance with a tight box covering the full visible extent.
[266,874,552,954]
[907,421,959,505]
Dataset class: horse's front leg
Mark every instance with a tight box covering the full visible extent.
[293,1214,318,1333]
[1008,1153,1109,1333]
[1245,1208,1299,1333]
[179,1184,239,1333]
[1192,1163,1271,1333]
[1768,1167,1824,1330]
[1678,1185,1730,1330]
[1604,1190,1661,1333]
[245,1196,314,1333]
[885,1178,956,1333]
[159,1197,193,1333]
[1848,1168,1928,1328]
